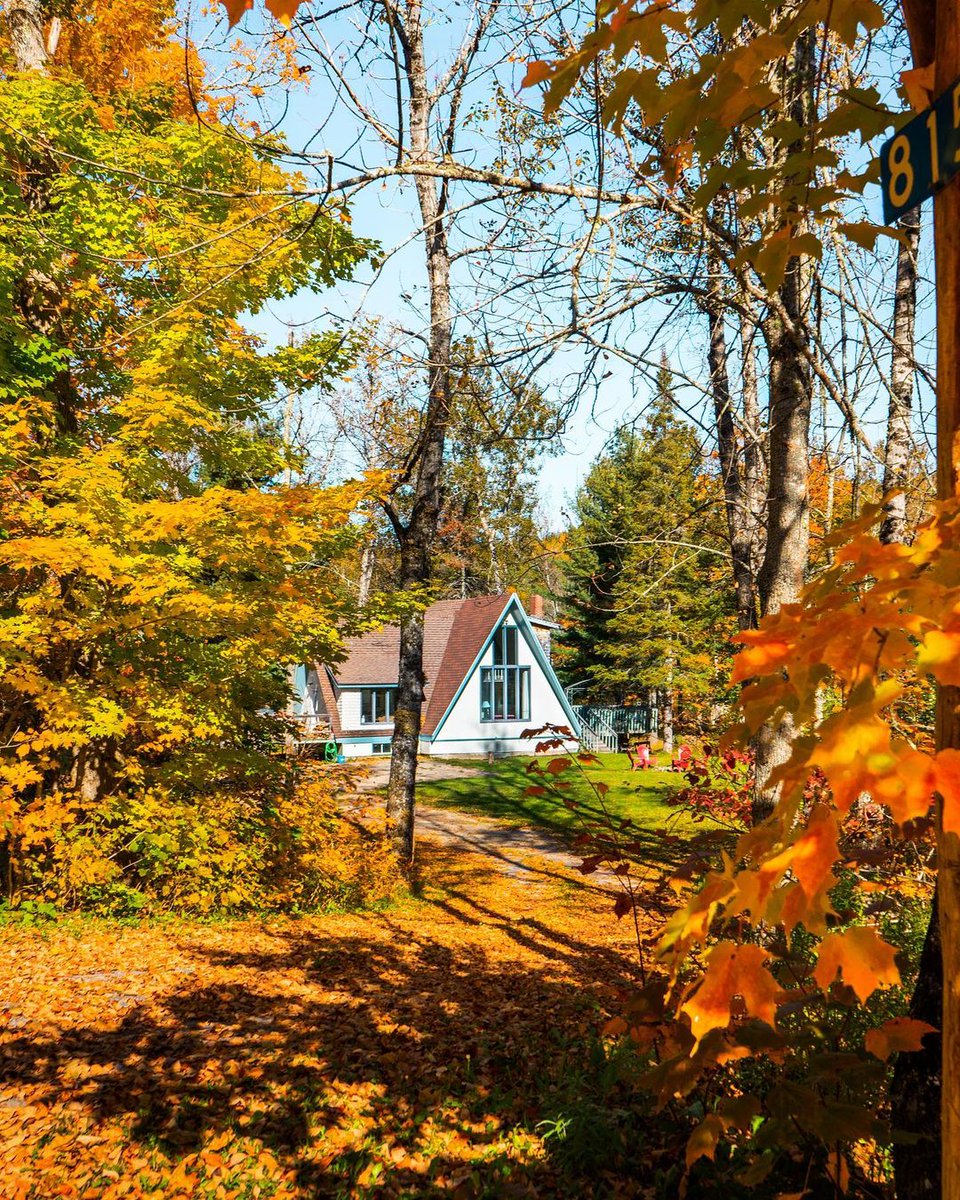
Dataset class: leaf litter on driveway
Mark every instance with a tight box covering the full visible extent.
[0,826,666,1198]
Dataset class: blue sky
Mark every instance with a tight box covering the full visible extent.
[184,1,937,523]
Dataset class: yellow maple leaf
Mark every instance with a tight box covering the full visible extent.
[917,628,960,686]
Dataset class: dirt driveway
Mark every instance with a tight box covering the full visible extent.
[351,757,491,792]
[348,758,622,888]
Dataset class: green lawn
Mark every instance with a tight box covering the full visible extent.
[417,752,688,845]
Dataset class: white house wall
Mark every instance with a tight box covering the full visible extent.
[338,689,363,730]
[425,614,576,756]
[334,688,397,757]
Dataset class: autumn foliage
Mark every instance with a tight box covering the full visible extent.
[0,1,379,911]
[543,499,949,1189]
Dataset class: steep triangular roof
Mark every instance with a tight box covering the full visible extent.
[320,595,511,738]
[420,595,511,734]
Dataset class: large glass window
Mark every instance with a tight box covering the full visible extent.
[492,625,519,666]
[361,687,395,724]
[480,628,530,722]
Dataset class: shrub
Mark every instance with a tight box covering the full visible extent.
[7,764,402,916]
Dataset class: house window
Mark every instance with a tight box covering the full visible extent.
[492,625,518,667]
[480,627,530,721]
[371,741,392,755]
[361,687,395,724]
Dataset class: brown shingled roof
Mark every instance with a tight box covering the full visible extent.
[421,596,510,734]
[321,594,512,738]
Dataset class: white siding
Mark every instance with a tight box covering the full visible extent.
[425,615,576,756]
[338,688,395,732]
[337,688,395,758]
[338,689,363,729]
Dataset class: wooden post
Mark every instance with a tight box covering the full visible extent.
[934,0,960,1191]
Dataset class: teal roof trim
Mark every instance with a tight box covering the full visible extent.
[429,594,582,741]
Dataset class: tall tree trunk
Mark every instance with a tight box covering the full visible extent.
[891,887,942,1200]
[881,178,941,1200]
[662,686,674,756]
[358,541,375,608]
[705,265,757,631]
[883,208,939,1199]
[385,0,453,862]
[477,507,503,593]
[7,0,46,70]
[880,206,921,545]
[6,0,77,439]
[740,309,766,588]
[753,29,816,823]
[891,3,960,1193]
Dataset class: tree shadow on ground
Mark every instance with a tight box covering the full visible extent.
[414,758,726,883]
[0,865,679,1197]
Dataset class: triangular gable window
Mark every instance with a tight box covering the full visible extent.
[480,620,530,721]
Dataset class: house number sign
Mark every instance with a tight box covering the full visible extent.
[882,74,960,223]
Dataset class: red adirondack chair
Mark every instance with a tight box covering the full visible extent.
[671,744,693,772]
[626,738,652,771]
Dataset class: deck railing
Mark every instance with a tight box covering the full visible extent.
[573,704,657,738]
[573,707,619,753]
[571,704,658,753]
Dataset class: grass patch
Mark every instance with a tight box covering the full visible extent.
[418,753,686,840]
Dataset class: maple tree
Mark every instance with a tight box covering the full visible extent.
[0,0,379,910]
[20,0,958,1190]
[513,1,956,1192]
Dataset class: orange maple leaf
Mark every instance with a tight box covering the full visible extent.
[813,926,900,1002]
[220,0,254,25]
[730,636,792,683]
[934,748,960,835]
[865,1016,938,1061]
[218,0,305,26]
[265,0,304,27]
[682,942,780,1042]
[522,60,554,88]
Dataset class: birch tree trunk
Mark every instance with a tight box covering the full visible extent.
[740,311,766,590]
[880,205,921,545]
[662,686,674,756]
[358,542,375,609]
[7,0,46,71]
[477,507,503,593]
[705,265,758,631]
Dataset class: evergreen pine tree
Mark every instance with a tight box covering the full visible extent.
[557,360,734,734]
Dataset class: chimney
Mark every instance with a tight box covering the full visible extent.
[527,594,552,660]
